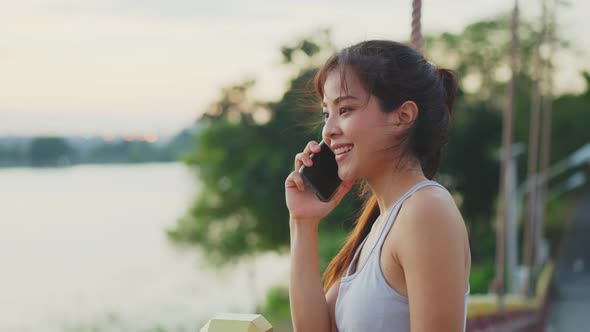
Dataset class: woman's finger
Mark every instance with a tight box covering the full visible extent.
[305,140,321,155]
[294,152,313,169]
[294,141,321,170]
[285,170,306,191]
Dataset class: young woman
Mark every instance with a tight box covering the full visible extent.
[285,40,471,332]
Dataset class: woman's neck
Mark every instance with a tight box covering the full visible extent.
[365,159,428,220]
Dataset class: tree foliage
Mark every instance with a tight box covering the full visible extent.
[169,15,587,266]
[30,137,74,167]
[550,72,590,163]
[166,31,361,264]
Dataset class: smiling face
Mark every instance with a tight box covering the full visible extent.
[321,67,402,182]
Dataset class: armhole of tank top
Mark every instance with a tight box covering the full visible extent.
[374,182,451,301]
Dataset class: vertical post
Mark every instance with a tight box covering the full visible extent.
[538,0,555,280]
[411,0,423,52]
[494,0,519,312]
[507,152,520,294]
[523,0,546,297]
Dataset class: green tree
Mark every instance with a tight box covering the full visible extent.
[424,12,538,107]
[169,13,585,275]
[29,137,74,167]
[167,31,361,265]
[0,144,28,167]
[550,72,590,163]
[439,102,502,262]
[428,11,588,275]
[428,11,575,219]
[424,13,538,227]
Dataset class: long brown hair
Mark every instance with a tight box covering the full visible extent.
[315,40,458,292]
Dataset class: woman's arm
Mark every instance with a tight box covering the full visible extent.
[396,190,470,332]
[289,218,332,332]
[285,140,353,332]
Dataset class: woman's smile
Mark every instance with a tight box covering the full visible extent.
[332,144,354,162]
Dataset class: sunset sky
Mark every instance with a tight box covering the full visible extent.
[1,0,588,137]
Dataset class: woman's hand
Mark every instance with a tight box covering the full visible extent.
[285,140,354,224]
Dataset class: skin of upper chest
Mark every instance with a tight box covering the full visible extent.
[353,215,409,296]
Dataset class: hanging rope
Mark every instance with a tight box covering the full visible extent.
[411,0,423,52]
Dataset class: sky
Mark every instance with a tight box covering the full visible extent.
[0,0,588,137]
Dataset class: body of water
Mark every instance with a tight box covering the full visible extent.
[0,163,289,332]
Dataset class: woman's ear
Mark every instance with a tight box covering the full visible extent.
[390,101,418,129]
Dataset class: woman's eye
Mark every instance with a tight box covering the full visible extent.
[339,107,351,115]
[321,111,329,120]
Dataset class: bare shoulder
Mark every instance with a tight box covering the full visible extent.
[392,184,471,284]
[396,185,466,239]
[391,185,471,330]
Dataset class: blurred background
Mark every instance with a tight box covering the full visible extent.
[1,1,589,331]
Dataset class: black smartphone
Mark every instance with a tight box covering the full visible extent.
[299,141,342,202]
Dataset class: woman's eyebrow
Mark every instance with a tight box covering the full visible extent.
[321,95,358,107]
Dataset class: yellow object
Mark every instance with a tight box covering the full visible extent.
[200,313,273,332]
[466,261,555,318]
[198,262,555,329]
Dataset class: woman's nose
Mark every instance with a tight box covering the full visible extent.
[322,116,341,143]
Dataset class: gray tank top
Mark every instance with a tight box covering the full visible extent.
[335,180,470,332]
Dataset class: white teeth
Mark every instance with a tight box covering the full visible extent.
[334,145,353,155]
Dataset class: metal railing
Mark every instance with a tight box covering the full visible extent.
[200,261,554,332]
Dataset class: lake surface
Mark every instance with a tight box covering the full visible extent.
[0,163,289,332]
